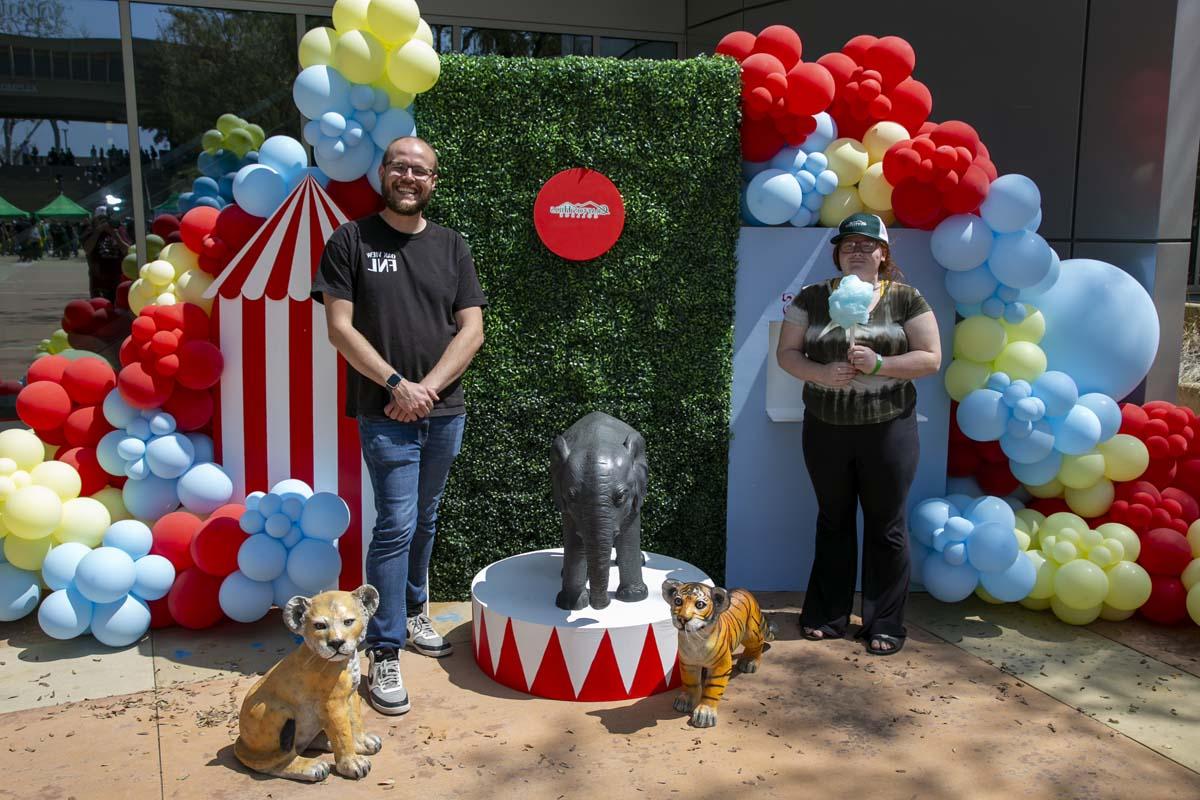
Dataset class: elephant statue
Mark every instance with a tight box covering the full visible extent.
[551,412,649,611]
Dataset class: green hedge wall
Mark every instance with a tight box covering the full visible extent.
[418,54,742,600]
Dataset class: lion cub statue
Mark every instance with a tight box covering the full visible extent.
[235,585,382,782]
[662,579,774,728]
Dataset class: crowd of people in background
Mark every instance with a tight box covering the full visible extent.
[0,215,132,264]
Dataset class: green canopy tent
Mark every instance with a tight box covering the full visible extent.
[34,194,91,219]
[0,195,29,219]
[152,193,182,215]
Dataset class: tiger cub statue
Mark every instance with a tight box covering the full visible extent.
[234,585,382,782]
[662,579,773,728]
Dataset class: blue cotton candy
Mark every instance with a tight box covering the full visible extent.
[827,274,874,331]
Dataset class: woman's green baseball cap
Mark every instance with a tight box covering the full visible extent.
[830,212,889,245]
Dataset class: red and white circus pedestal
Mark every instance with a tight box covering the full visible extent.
[471,549,709,701]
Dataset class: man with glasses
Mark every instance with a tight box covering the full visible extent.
[313,136,487,716]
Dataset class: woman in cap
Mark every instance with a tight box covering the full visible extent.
[776,213,942,655]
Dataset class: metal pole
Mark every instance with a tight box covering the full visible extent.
[118,0,147,266]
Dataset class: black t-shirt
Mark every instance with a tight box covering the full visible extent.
[312,215,488,418]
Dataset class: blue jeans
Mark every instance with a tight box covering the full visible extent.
[358,413,466,651]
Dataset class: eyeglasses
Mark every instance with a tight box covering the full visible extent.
[838,240,881,253]
[382,162,436,180]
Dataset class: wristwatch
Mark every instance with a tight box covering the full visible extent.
[385,372,404,391]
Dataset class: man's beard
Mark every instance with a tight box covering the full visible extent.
[384,184,429,216]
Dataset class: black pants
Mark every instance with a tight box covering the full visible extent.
[799,406,919,640]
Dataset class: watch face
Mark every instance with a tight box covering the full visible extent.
[387,374,401,388]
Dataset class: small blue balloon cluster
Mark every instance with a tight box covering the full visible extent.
[232,136,327,219]
[96,389,234,521]
[180,149,260,214]
[931,174,1058,319]
[220,479,352,623]
[37,520,176,647]
[741,112,839,227]
[910,495,1035,604]
[957,370,1122,486]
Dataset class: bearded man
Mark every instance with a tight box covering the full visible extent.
[313,136,487,716]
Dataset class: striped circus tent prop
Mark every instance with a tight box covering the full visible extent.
[204,176,374,590]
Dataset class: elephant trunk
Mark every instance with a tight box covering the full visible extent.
[585,519,618,609]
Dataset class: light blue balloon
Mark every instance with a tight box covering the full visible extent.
[1024,208,1043,232]
[130,417,152,440]
[300,492,352,541]
[1077,393,1122,442]
[768,146,804,172]
[800,112,836,155]
[315,136,376,182]
[788,206,815,228]
[1006,418,1033,439]
[966,521,1019,573]
[91,595,150,647]
[349,83,375,111]
[293,64,353,120]
[981,297,1005,318]
[146,411,175,436]
[1003,302,1027,324]
[1035,258,1159,399]
[270,479,313,501]
[979,174,1041,234]
[178,462,233,515]
[218,173,235,200]
[945,475,982,498]
[372,88,390,113]
[1051,405,1102,455]
[258,493,283,518]
[186,433,214,464]
[996,285,1020,303]
[746,169,804,225]
[219,571,274,623]
[0,563,41,621]
[193,195,224,211]
[988,231,1053,289]
[192,176,220,198]
[1032,371,1079,418]
[342,120,365,148]
[197,151,222,179]
[980,551,1037,602]
[125,457,149,481]
[176,192,195,213]
[245,491,266,513]
[944,264,998,305]
[369,107,417,150]
[813,170,838,196]
[795,170,817,193]
[102,388,139,429]
[117,436,146,462]
[303,119,323,147]
[943,516,973,542]
[320,111,347,138]
[910,498,959,548]
[131,554,175,601]
[1002,380,1032,405]
[355,109,377,132]
[945,494,976,511]
[964,496,1016,529]
[742,159,769,182]
[259,136,309,182]
[239,509,265,534]
[38,587,92,638]
[287,165,330,192]
[931,214,994,271]
[1001,420,1055,464]
[943,542,967,565]
[801,190,824,212]
[1017,249,1061,301]
[239,534,288,582]
[265,512,292,538]
[802,151,829,174]
[739,191,762,226]
[282,527,304,548]
[1014,396,1045,421]
[145,433,195,479]
[1009,451,1063,486]
[316,136,346,163]
[955,302,983,318]
[272,573,307,608]
[957,389,1009,441]
[97,429,126,476]
[103,520,153,560]
[280,496,304,522]
[232,164,288,218]
[287,539,342,593]
[42,541,93,590]
[74,547,136,605]
[367,147,384,193]
[123,473,179,519]
[987,372,1012,392]
[923,556,979,602]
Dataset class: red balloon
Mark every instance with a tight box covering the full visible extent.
[1161,487,1199,523]
[151,214,181,238]
[213,204,265,252]
[325,177,385,221]
[63,299,98,333]
[118,362,174,409]
[815,51,856,88]
[978,461,1019,496]
[179,303,211,341]
[166,567,225,630]
[130,315,157,343]
[1029,498,1072,517]
[785,62,835,116]
[1139,575,1189,624]
[155,354,180,378]
[943,164,991,214]
[63,406,111,448]
[741,52,786,88]
[715,30,756,62]
[882,145,921,185]
[841,34,877,63]
[862,36,915,89]
[891,179,944,229]
[150,304,185,334]
[57,446,108,496]
[61,358,117,406]
[163,386,214,431]
[151,510,203,573]
[164,231,183,245]
[35,425,68,447]
[16,381,72,430]
[741,116,786,162]
[751,25,803,71]
[888,78,933,135]
[148,595,175,629]
[179,206,219,253]
[190,514,247,578]
[26,354,69,385]
[1140,528,1193,575]
[176,340,224,390]
[116,281,132,311]
[150,330,180,356]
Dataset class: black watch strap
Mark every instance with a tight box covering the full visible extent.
[386,372,403,390]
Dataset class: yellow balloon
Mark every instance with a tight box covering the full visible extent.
[1104,560,1152,610]
[414,17,433,46]
[90,486,130,525]
[127,279,157,314]
[385,39,441,95]
[1087,545,1117,568]
[53,497,110,547]
[1181,558,1200,591]
[1021,595,1052,611]
[0,475,14,504]
[215,113,242,136]
[1099,603,1135,622]
[1000,307,1045,343]
[1014,529,1032,551]
[1063,478,1114,518]
[1097,434,1149,482]
[991,341,1046,383]
[1053,558,1109,609]
[177,269,214,313]
[1025,478,1063,499]
[1026,550,1056,599]
[30,460,81,501]
[11,469,32,489]
[818,186,863,227]
[246,123,266,149]
[953,316,1006,363]
[331,0,371,33]
[141,259,175,287]
[4,534,51,571]
[870,208,896,227]
[975,585,1005,604]
[155,291,179,307]
[856,162,893,210]
[862,121,910,163]
[1058,452,1106,489]
[823,137,869,187]
[0,429,45,471]
[0,457,15,476]
[1100,538,1125,562]
[1050,540,1078,564]
[4,485,62,539]
[1015,508,1045,539]
[161,243,198,276]
[299,26,340,68]
[225,129,254,158]
[1079,527,1103,552]
[371,77,414,110]
[43,442,58,462]
[1051,596,1101,625]
[1188,584,1200,626]
[944,358,990,402]
[334,29,387,84]
[366,0,420,44]
[1097,522,1140,561]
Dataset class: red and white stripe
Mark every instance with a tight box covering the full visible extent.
[205,177,375,589]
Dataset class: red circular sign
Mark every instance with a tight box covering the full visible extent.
[534,168,625,261]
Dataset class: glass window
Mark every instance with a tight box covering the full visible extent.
[461,27,592,57]
[599,38,677,60]
[0,0,132,384]
[0,47,11,77]
[90,52,107,81]
[305,16,451,53]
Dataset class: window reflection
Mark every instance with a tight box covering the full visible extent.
[461,27,592,57]
[599,38,677,60]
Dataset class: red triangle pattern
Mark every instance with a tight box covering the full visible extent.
[475,613,494,679]
[529,628,576,701]
[628,624,669,697]
[492,619,527,693]
[576,631,628,702]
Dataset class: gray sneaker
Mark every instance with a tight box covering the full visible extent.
[406,613,453,658]
[367,648,410,716]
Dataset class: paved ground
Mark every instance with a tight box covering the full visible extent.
[0,256,90,383]
[1,593,1197,800]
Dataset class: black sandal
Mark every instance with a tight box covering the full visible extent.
[802,624,842,641]
[866,633,905,656]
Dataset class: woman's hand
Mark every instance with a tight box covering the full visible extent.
[848,344,879,374]
[813,361,857,388]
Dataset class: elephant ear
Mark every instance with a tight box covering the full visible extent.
[709,586,731,616]
[661,579,683,604]
[550,435,571,512]
[623,431,648,511]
